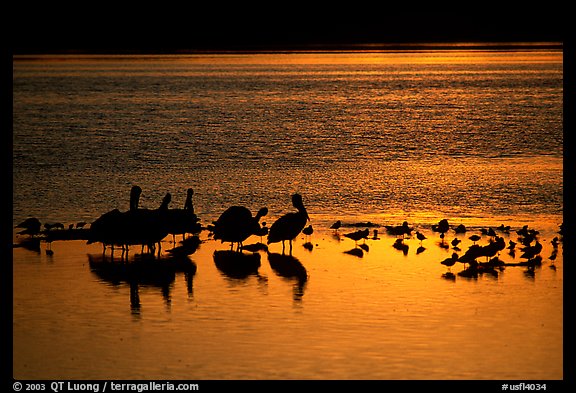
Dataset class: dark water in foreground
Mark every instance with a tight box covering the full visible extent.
[12,51,563,380]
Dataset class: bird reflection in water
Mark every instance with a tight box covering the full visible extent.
[267,252,308,302]
[392,238,409,256]
[213,250,261,280]
[88,252,197,315]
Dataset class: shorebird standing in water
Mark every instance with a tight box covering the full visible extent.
[451,238,462,249]
[268,194,310,254]
[165,188,201,243]
[416,231,427,245]
[330,220,342,231]
[344,228,369,246]
[302,224,314,242]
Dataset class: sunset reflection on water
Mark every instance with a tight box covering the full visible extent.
[13,49,563,379]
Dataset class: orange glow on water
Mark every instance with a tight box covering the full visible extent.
[13,49,563,380]
[13,221,563,379]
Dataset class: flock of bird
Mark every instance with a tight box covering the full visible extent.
[327,217,561,279]
[15,186,562,280]
[15,185,311,257]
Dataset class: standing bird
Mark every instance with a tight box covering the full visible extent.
[454,224,467,234]
[130,185,142,211]
[267,194,309,254]
[302,224,314,241]
[416,231,427,245]
[213,206,268,251]
[451,238,462,249]
[344,228,370,246]
[432,219,450,246]
[254,222,269,243]
[165,188,201,243]
[87,186,170,257]
[441,252,459,271]
[432,219,450,235]
[184,188,195,213]
[330,220,342,231]
[16,217,42,236]
[385,221,413,238]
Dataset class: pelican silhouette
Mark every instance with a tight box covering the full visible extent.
[120,192,171,256]
[130,185,142,211]
[165,188,201,243]
[213,206,268,251]
[267,194,309,254]
[184,188,195,213]
[88,187,170,257]
[15,217,42,236]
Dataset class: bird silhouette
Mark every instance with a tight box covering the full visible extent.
[385,221,413,238]
[468,234,481,244]
[88,186,171,258]
[254,222,269,243]
[451,238,462,249]
[519,240,542,260]
[432,219,450,234]
[344,228,369,246]
[432,219,450,246]
[129,185,142,211]
[267,194,309,254]
[416,231,427,244]
[453,224,467,234]
[15,217,42,236]
[330,220,342,231]
[441,252,459,270]
[183,188,195,213]
[302,224,314,240]
[213,206,268,251]
[165,188,201,243]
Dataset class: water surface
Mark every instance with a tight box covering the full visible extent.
[12,50,563,380]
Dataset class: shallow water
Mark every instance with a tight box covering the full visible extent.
[12,51,563,380]
[13,230,563,380]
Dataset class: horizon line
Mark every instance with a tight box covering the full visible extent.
[12,41,563,56]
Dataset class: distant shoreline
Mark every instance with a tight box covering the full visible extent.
[12,41,563,57]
